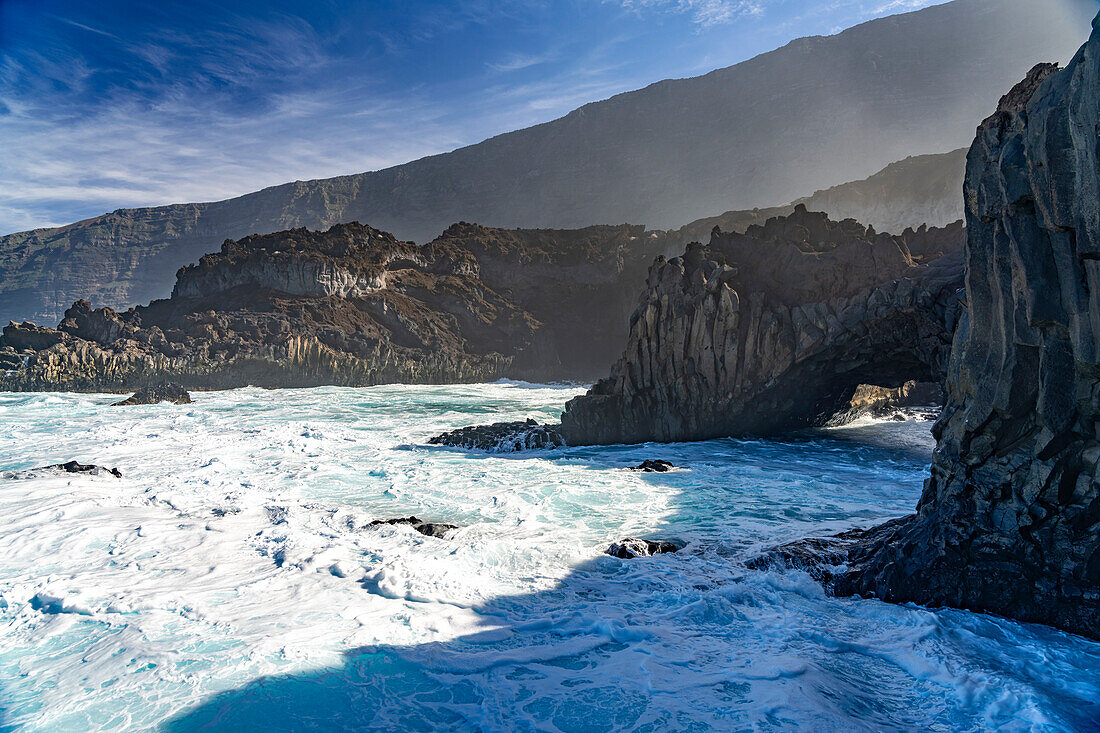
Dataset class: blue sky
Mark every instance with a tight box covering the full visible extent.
[0,0,945,234]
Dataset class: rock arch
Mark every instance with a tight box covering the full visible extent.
[561,207,965,444]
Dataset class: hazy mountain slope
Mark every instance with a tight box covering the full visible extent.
[1,0,1090,327]
[673,148,968,245]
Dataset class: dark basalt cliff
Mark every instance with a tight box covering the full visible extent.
[834,28,1100,638]
[0,221,672,391]
[560,206,965,444]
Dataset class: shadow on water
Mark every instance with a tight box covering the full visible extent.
[162,426,1100,732]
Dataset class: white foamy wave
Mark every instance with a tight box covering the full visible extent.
[0,385,1096,731]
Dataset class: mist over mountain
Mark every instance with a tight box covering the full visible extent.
[0,0,1091,327]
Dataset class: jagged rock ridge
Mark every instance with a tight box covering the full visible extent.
[1,0,1092,327]
[560,206,965,444]
[0,221,673,391]
[833,26,1100,639]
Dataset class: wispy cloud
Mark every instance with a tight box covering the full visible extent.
[612,0,765,26]
[487,51,558,73]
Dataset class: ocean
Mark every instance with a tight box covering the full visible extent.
[0,383,1097,731]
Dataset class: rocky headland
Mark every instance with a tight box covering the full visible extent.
[559,205,965,444]
[828,40,1100,638]
[0,221,674,392]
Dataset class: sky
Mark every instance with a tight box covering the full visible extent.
[0,0,946,235]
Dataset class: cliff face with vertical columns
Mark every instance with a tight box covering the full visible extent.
[559,206,965,444]
[835,41,1100,638]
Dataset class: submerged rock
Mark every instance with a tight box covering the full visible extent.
[746,521,907,582]
[4,461,122,479]
[112,382,193,406]
[428,419,565,452]
[629,459,675,473]
[367,516,459,539]
[606,538,682,559]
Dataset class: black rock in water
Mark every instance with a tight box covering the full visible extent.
[746,521,907,582]
[112,382,193,406]
[629,460,675,473]
[367,516,459,539]
[606,538,682,559]
[4,461,122,479]
[428,419,565,452]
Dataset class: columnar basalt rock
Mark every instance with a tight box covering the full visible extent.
[559,206,965,444]
[835,28,1100,639]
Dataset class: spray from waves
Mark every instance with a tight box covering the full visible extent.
[0,384,1097,730]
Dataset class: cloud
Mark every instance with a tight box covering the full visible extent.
[487,51,558,73]
[613,0,765,26]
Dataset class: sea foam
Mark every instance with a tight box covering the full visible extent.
[0,385,1096,731]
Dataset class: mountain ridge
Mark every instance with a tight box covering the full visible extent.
[1,0,1091,326]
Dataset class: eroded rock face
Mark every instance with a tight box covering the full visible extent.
[835,37,1100,639]
[560,206,965,444]
[0,221,671,391]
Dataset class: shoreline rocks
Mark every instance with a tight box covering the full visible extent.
[826,381,942,426]
[0,221,677,392]
[831,28,1100,640]
[428,419,565,452]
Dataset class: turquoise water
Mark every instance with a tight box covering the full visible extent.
[0,383,1097,731]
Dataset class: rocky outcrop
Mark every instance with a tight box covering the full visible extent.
[560,206,965,444]
[629,460,675,473]
[4,461,122,479]
[428,419,566,452]
[366,517,459,539]
[833,29,1100,639]
[112,383,192,406]
[826,381,942,425]
[606,539,682,559]
[0,220,671,391]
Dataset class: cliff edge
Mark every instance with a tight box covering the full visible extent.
[835,30,1100,638]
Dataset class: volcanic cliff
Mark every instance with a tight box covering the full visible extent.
[831,28,1100,638]
[559,206,966,444]
[0,221,674,391]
